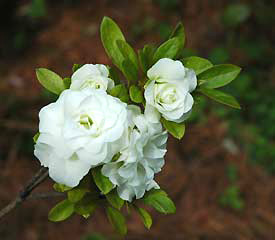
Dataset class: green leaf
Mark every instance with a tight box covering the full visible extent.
[74,194,98,217]
[169,22,185,51]
[108,67,121,85]
[135,207,152,229]
[106,206,127,235]
[72,64,83,73]
[116,40,139,71]
[143,189,176,214]
[63,77,71,89]
[100,17,125,69]
[138,44,156,73]
[33,132,40,143]
[198,87,241,109]
[92,167,113,194]
[106,190,124,210]
[129,85,144,104]
[67,188,87,203]
[121,60,138,84]
[181,56,213,75]
[36,68,66,95]
[109,84,129,103]
[198,64,241,88]
[53,183,72,192]
[153,37,181,63]
[161,118,185,140]
[48,199,74,222]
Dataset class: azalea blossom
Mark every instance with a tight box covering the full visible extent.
[102,106,168,201]
[70,64,114,91]
[34,88,127,187]
[144,58,197,123]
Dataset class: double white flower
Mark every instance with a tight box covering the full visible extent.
[144,58,197,123]
[34,88,127,187]
[102,106,168,201]
[34,58,196,200]
[70,64,114,91]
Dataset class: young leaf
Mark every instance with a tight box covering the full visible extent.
[33,132,40,143]
[48,199,74,222]
[198,87,241,109]
[67,188,87,203]
[53,183,72,192]
[92,167,113,194]
[100,17,125,69]
[121,60,139,84]
[72,64,83,73]
[63,77,71,89]
[129,85,144,104]
[109,84,129,103]
[142,189,176,214]
[106,206,127,235]
[198,64,241,88]
[181,56,213,75]
[116,40,139,71]
[36,68,66,95]
[161,118,185,140]
[106,190,124,210]
[108,67,121,85]
[138,44,156,73]
[74,194,98,217]
[169,22,185,52]
[135,206,152,229]
[153,37,181,63]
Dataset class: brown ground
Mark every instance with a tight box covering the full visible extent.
[0,1,274,240]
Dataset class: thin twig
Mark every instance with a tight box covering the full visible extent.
[0,167,49,219]
[28,192,65,200]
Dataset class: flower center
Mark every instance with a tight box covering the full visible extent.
[79,114,93,129]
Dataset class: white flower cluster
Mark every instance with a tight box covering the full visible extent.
[34,58,197,201]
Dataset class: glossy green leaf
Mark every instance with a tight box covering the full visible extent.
[161,118,185,140]
[143,189,176,214]
[129,85,144,103]
[36,68,66,95]
[138,44,156,73]
[106,190,124,210]
[106,206,127,235]
[100,17,125,69]
[116,40,139,71]
[74,194,98,217]
[108,67,121,85]
[53,183,72,192]
[135,207,152,229]
[198,87,241,109]
[153,37,181,63]
[48,199,74,222]
[121,60,138,83]
[63,77,71,89]
[33,132,40,143]
[67,188,87,203]
[169,22,185,51]
[198,64,241,88]
[92,167,113,194]
[72,64,83,73]
[181,56,213,75]
[109,84,129,103]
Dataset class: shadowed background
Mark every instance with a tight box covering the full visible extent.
[0,0,274,239]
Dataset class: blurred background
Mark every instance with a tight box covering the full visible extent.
[0,0,274,239]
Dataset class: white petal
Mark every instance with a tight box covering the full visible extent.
[144,104,160,123]
[147,58,185,82]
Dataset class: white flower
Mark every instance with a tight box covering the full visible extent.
[102,106,168,201]
[34,88,127,187]
[144,58,197,123]
[70,64,114,91]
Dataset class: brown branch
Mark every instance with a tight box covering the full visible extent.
[0,167,49,219]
